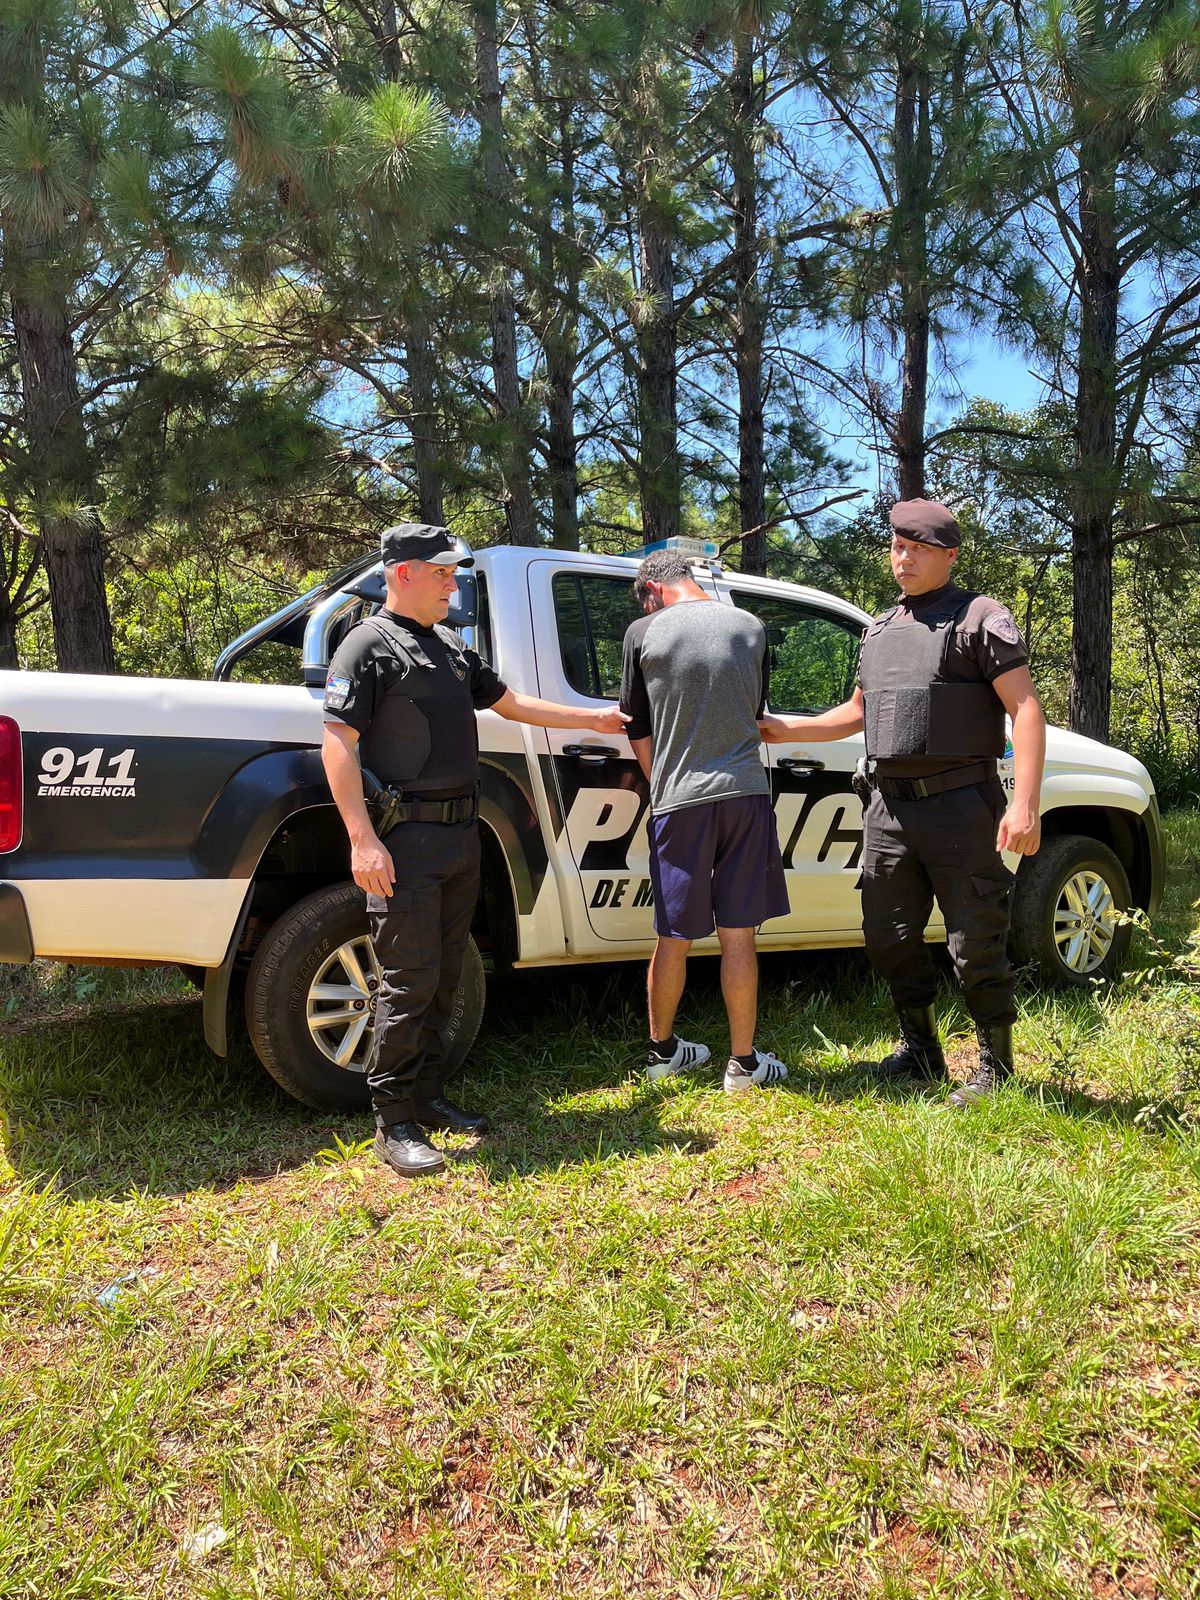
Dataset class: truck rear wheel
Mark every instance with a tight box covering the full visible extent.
[1009,833,1133,987]
[245,882,485,1111]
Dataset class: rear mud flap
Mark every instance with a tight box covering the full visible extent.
[203,893,251,1057]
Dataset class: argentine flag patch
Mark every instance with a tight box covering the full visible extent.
[324,674,352,711]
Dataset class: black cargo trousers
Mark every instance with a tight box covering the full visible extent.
[861,777,1017,1026]
[365,817,481,1129]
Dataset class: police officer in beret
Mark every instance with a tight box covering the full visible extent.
[760,498,1045,1105]
[322,523,629,1177]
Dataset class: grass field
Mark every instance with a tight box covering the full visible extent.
[3,820,1200,1599]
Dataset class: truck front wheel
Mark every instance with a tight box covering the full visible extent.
[244,882,486,1111]
[1009,833,1133,987]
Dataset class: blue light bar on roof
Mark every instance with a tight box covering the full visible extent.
[624,536,720,560]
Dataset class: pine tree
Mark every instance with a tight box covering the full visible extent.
[789,0,1011,504]
[995,0,1200,741]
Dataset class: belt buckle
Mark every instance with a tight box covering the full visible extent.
[911,777,929,800]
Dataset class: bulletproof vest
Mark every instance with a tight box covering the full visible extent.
[358,617,473,792]
[859,588,1005,762]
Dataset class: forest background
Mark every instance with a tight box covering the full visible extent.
[4,0,1200,800]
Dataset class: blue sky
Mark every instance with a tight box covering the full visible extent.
[817,333,1048,508]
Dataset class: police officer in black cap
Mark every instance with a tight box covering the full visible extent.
[760,498,1046,1105]
[322,523,629,1176]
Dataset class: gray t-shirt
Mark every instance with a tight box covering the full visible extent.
[619,600,770,814]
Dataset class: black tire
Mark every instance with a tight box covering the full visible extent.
[244,882,486,1110]
[1010,833,1133,987]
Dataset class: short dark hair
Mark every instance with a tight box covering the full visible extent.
[633,549,691,606]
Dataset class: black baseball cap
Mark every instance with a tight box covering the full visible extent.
[380,522,475,567]
[889,498,961,548]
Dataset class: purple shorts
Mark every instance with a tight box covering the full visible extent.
[648,793,790,940]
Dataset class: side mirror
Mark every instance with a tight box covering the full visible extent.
[448,570,478,630]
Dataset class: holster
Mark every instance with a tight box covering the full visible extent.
[851,755,873,807]
[369,784,479,831]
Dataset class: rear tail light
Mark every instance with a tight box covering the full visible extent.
[0,716,22,852]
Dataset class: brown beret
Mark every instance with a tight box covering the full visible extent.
[889,498,961,548]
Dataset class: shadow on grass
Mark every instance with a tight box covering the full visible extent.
[771,1055,1196,1129]
[0,976,710,1199]
[0,998,360,1200]
[761,949,1197,1130]
[1,949,1191,1200]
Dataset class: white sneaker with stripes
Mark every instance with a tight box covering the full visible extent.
[723,1047,789,1094]
[645,1037,711,1082]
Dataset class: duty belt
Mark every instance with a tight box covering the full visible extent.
[373,786,479,831]
[871,760,997,802]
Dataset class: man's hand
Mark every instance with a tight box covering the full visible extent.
[351,831,396,898]
[757,713,794,744]
[756,694,863,744]
[588,706,632,734]
[997,800,1041,857]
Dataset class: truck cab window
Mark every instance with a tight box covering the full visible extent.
[730,591,861,713]
[552,573,641,699]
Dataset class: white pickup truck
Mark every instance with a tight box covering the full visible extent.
[0,545,1165,1109]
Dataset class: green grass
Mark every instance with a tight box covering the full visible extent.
[3,823,1200,1597]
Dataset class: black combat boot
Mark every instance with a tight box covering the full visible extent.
[413,1095,491,1135]
[947,1023,1014,1108]
[873,1003,946,1080]
[374,1122,447,1177]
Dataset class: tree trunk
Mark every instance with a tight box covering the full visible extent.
[401,306,445,525]
[892,49,930,502]
[1069,133,1120,742]
[637,218,680,544]
[376,0,402,78]
[633,73,681,550]
[542,111,579,551]
[731,23,767,574]
[545,329,579,550]
[368,31,446,531]
[10,275,114,674]
[0,595,18,670]
[473,0,538,546]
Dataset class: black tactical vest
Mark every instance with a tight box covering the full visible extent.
[357,617,477,793]
[859,588,1005,763]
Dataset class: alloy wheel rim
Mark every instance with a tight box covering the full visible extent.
[1053,868,1116,974]
[306,935,379,1072]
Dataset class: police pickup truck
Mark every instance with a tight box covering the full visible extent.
[0,544,1165,1110]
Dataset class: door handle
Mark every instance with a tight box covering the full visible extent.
[564,743,620,765]
[778,756,825,772]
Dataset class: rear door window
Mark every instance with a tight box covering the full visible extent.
[730,591,861,712]
[551,573,642,700]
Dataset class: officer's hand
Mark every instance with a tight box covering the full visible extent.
[997,802,1041,858]
[351,832,396,898]
[589,707,632,734]
[758,714,789,744]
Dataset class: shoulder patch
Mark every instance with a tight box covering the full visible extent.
[984,611,1022,647]
[324,674,352,711]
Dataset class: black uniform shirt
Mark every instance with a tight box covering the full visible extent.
[857,582,1029,777]
[323,610,507,797]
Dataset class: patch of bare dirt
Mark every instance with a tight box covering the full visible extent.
[1090,1567,1159,1598]
[719,1169,771,1201]
[877,1512,945,1583]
